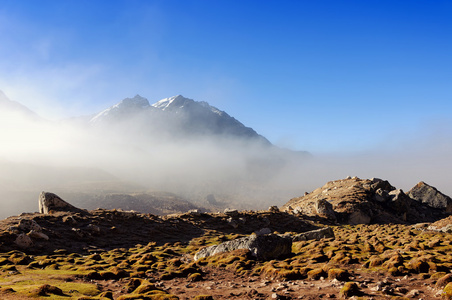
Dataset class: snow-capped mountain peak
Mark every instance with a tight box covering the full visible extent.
[87,94,270,145]
[90,95,151,123]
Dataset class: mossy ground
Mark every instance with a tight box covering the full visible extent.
[1,223,452,299]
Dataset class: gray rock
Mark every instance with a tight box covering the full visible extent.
[255,228,272,236]
[18,219,42,232]
[292,227,335,242]
[407,181,452,213]
[194,233,292,261]
[15,233,33,248]
[39,192,86,214]
[224,208,239,216]
[314,199,336,220]
[370,179,395,192]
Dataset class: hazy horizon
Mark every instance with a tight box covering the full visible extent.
[1,90,452,219]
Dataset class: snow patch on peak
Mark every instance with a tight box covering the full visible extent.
[152,95,189,110]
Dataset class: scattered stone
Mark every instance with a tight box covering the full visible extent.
[405,289,420,298]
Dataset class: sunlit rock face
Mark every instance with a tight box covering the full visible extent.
[282,177,450,225]
[408,181,452,213]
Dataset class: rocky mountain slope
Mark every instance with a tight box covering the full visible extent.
[0,90,40,120]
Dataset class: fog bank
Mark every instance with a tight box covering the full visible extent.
[1,103,451,220]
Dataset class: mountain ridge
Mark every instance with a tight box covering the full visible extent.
[0,90,41,120]
[90,94,270,144]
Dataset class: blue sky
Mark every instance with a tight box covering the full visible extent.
[1,0,451,153]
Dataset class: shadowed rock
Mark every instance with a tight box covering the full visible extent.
[292,227,335,242]
[314,199,336,221]
[39,192,87,214]
[194,233,292,261]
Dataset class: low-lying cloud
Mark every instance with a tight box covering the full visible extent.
[1,97,451,220]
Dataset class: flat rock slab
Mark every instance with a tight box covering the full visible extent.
[194,234,292,261]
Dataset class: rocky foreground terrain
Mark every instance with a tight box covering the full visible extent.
[1,177,452,299]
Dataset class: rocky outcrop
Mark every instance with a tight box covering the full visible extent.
[194,234,292,261]
[407,182,452,213]
[282,177,448,225]
[39,192,86,214]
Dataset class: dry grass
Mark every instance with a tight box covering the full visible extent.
[1,222,452,299]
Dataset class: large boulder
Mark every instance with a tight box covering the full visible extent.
[194,234,292,261]
[407,182,452,213]
[39,192,86,214]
